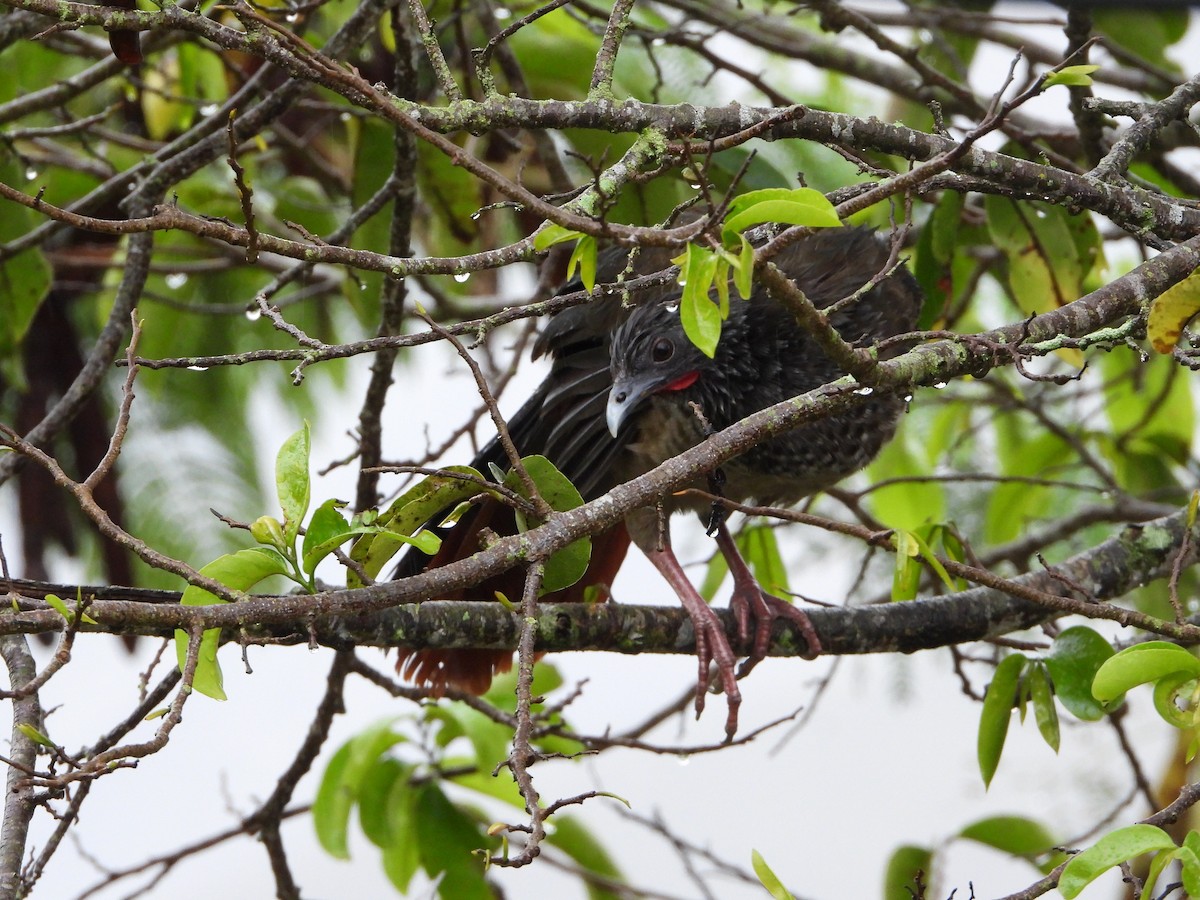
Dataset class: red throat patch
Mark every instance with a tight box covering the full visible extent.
[663,371,699,392]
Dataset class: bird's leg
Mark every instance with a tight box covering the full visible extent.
[712,521,822,676]
[640,532,742,741]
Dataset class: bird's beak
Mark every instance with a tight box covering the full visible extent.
[606,375,651,438]
[606,386,630,438]
[608,369,698,437]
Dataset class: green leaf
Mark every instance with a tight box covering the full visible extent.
[721,188,840,243]
[276,423,312,545]
[928,190,965,263]
[1102,350,1193,472]
[448,764,525,810]
[533,223,584,251]
[308,524,405,577]
[735,234,756,299]
[913,191,964,329]
[1094,10,1186,70]
[549,817,625,900]
[1092,642,1200,702]
[978,654,1027,787]
[0,151,52,378]
[751,849,794,900]
[1042,64,1100,88]
[301,500,403,578]
[938,526,969,592]
[911,525,956,593]
[302,499,351,575]
[883,845,933,900]
[1058,825,1177,899]
[1152,671,1200,728]
[427,701,511,771]
[567,235,598,293]
[313,742,355,860]
[675,243,723,358]
[414,783,493,900]
[985,423,1070,544]
[414,139,481,259]
[16,724,55,748]
[698,547,730,602]
[1028,664,1060,753]
[312,720,407,859]
[1044,626,1116,721]
[42,592,98,626]
[175,547,290,700]
[483,660,565,713]
[725,187,827,220]
[357,757,412,848]
[349,466,485,587]
[737,524,788,597]
[891,529,921,601]
[503,455,590,593]
[985,198,1085,326]
[1181,839,1200,898]
[380,778,422,892]
[959,815,1057,857]
[713,257,731,314]
[44,593,71,622]
[866,434,945,532]
[1145,845,1184,900]
[0,247,51,378]
[1185,831,1200,858]
[681,288,722,359]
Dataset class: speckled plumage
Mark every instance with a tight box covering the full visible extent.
[607,227,921,536]
[395,226,922,703]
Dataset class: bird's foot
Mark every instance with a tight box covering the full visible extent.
[640,538,746,740]
[681,593,742,741]
[714,522,821,676]
[732,587,822,679]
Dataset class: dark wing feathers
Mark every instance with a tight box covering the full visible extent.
[396,226,918,579]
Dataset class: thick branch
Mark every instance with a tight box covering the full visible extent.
[2,231,1197,635]
[2,504,1197,659]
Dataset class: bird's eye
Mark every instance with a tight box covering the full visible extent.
[651,337,674,363]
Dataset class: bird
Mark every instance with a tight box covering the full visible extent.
[393,225,923,736]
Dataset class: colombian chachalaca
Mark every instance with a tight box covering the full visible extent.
[395,225,922,736]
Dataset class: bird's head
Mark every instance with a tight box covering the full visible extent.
[606,301,709,438]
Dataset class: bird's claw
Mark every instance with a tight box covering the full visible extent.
[732,586,822,680]
[685,601,742,741]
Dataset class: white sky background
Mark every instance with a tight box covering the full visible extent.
[1,3,1198,899]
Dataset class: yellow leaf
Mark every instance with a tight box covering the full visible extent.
[1148,270,1200,353]
[1057,347,1084,368]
